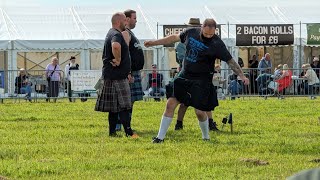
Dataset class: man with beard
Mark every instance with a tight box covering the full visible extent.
[95,12,138,138]
[114,9,145,132]
[144,18,249,143]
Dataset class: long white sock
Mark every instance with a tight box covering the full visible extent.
[157,116,173,140]
[199,119,210,140]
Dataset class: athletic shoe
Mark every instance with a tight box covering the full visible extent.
[174,121,183,130]
[152,137,164,143]
[209,119,219,131]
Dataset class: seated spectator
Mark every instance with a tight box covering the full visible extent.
[311,56,320,78]
[297,64,308,95]
[275,64,292,94]
[15,68,32,102]
[273,64,283,81]
[147,64,165,101]
[228,72,243,100]
[303,64,320,96]
[256,73,273,95]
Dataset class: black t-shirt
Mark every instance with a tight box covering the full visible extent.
[179,28,232,80]
[102,28,130,80]
[126,28,145,71]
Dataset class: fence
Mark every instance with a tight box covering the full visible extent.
[0,68,319,103]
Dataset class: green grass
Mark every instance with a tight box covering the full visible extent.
[0,98,319,179]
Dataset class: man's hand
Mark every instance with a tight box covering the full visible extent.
[110,59,120,67]
[128,74,134,83]
[144,41,154,48]
[239,75,249,85]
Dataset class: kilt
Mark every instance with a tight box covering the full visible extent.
[95,79,132,113]
[130,71,144,102]
[166,77,218,111]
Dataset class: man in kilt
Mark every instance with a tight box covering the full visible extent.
[113,9,145,131]
[144,18,249,143]
[95,12,138,138]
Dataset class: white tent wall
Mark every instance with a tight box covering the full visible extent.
[0,3,320,95]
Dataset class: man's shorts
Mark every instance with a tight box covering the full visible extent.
[166,77,218,111]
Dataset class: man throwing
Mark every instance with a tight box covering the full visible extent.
[144,18,249,143]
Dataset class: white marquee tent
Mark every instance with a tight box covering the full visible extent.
[0,1,320,93]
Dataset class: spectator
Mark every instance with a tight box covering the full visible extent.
[297,64,307,95]
[15,68,32,102]
[311,56,320,78]
[275,64,292,95]
[258,53,272,74]
[147,64,165,101]
[273,64,283,81]
[248,54,259,93]
[45,57,61,102]
[303,64,320,97]
[238,57,244,68]
[65,56,79,102]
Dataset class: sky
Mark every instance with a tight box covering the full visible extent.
[1,0,319,8]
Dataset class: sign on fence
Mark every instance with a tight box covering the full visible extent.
[163,24,221,47]
[70,70,101,91]
[307,23,320,45]
[236,24,294,46]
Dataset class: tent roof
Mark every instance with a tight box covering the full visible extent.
[0,1,319,50]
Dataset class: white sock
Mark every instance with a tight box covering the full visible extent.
[199,119,210,140]
[157,116,173,140]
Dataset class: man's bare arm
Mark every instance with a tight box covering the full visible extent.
[227,58,249,85]
[144,34,180,47]
[111,42,121,66]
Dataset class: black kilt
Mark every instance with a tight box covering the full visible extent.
[95,79,132,112]
[166,77,218,111]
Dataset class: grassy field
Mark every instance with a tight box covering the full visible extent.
[0,97,319,179]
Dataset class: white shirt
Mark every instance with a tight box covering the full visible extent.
[305,68,320,85]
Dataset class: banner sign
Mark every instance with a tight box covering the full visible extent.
[163,24,221,47]
[236,24,294,46]
[307,23,320,45]
[71,70,101,91]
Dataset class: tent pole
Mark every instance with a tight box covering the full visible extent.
[299,21,302,66]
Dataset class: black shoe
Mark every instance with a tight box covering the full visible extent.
[81,98,87,102]
[175,121,183,130]
[209,121,219,131]
[152,137,164,143]
[109,132,119,137]
[203,138,210,141]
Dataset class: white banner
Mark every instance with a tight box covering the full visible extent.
[70,70,101,91]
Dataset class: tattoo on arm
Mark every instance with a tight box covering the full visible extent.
[227,59,244,77]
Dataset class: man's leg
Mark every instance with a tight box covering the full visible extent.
[206,111,219,131]
[153,97,179,143]
[174,104,188,130]
[68,80,72,102]
[195,109,210,140]
[119,109,137,137]
[108,112,118,136]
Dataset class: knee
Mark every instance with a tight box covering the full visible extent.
[164,98,178,114]
[195,110,207,121]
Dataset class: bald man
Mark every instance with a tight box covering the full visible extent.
[95,12,138,138]
[145,18,249,143]
[258,53,272,74]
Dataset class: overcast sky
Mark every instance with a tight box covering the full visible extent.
[1,0,319,8]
